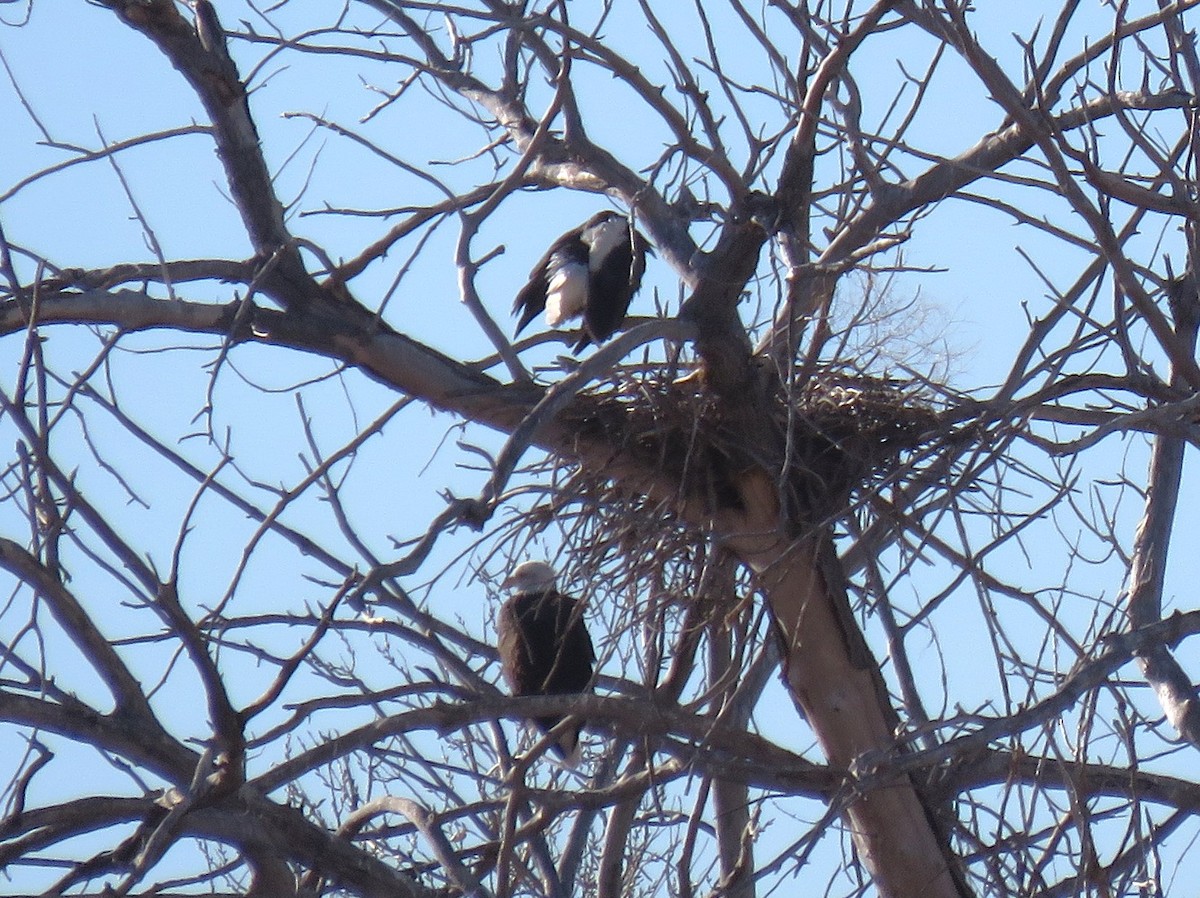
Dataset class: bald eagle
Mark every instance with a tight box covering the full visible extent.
[497,561,596,765]
[512,210,652,352]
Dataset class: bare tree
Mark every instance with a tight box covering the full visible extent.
[3,1,1200,896]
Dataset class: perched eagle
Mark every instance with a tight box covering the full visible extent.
[497,561,596,765]
[512,210,652,352]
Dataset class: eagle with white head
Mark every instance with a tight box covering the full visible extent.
[497,561,596,765]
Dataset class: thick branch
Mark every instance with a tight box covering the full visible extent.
[0,539,155,721]
[761,87,1195,362]
[1127,271,1200,745]
[713,468,967,898]
[98,0,324,309]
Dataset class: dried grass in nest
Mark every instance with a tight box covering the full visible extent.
[780,369,939,523]
[508,366,935,634]
[560,363,938,528]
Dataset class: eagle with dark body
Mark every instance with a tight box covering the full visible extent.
[497,561,596,764]
[512,210,652,352]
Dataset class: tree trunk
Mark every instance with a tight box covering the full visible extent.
[721,471,964,898]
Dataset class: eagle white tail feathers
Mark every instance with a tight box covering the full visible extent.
[544,261,588,326]
[510,211,650,351]
[554,725,583,769]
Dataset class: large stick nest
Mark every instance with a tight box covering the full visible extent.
[560,364,938,530]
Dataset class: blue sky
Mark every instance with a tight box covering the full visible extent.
[2,1,1199,894]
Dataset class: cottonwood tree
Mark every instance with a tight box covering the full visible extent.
[2,1,1200,896]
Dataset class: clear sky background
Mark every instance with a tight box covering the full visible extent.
[2,1,1199,894]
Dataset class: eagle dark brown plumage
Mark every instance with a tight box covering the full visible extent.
[512,210,651,352]
[497,561,595,765]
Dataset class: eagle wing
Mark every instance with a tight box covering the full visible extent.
[575,225,652,351]
[497,590,595,764]
[513,230,589,337]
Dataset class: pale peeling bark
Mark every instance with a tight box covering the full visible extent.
[707,556,757,898]
[719,473,962,898]
[760,541,959,897]
[10,2,1200,893]
[1,282,965,898]
[1127,271,1200,745]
